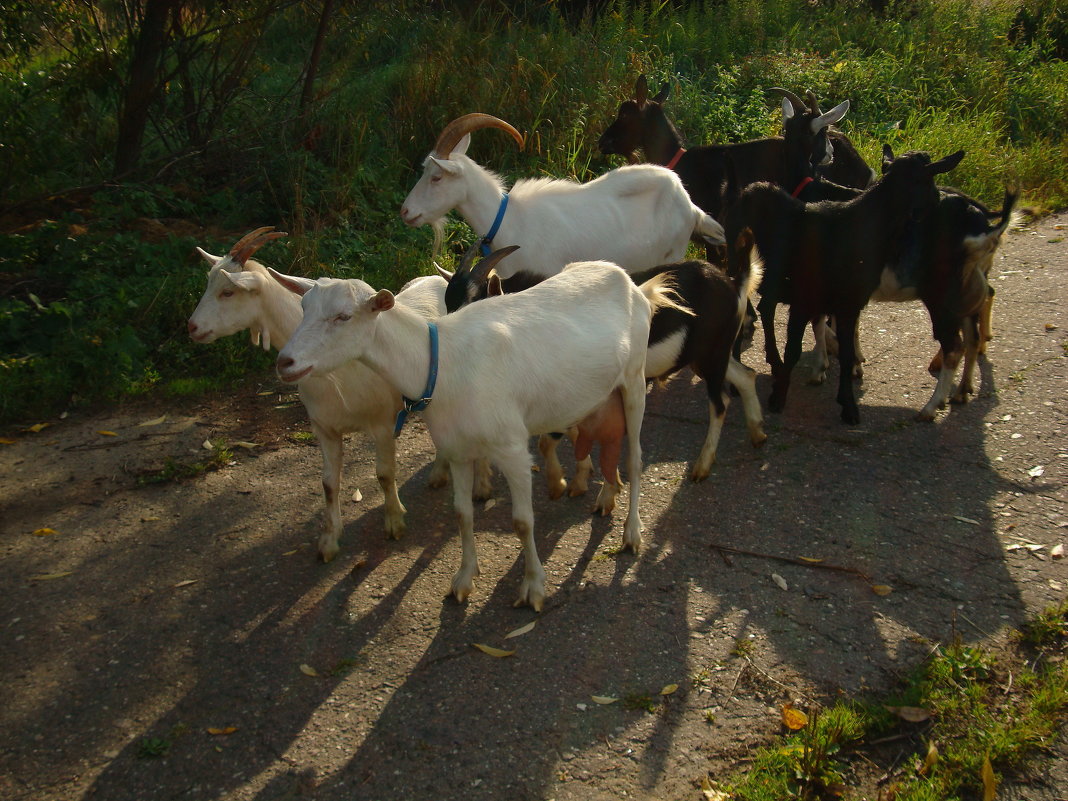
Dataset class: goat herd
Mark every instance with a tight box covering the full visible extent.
[186,76,1019,612]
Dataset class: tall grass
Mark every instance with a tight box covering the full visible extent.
[0,0,1065,423]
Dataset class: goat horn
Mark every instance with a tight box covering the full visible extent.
[806,90,823,115]
[432,113,524,159]
[230,226,287,266]
[768,87,809,113]
[470,245,520,283]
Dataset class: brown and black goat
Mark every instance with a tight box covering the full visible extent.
[725,147,967,424]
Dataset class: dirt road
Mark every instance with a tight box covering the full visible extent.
[1,214,1065,801]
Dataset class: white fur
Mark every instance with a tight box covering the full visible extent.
[276,261,652,610]
[188,251,457,562]
[400,148,724,278]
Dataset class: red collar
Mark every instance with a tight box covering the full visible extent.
[791,176,814,198]
[665,148,686,171]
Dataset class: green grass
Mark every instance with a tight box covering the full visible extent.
[1,0,1066,424]
[709,603,1068,800]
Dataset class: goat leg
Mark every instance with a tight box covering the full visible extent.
[833,311,862,424]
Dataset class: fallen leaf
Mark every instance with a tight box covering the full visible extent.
[981,754,997,801]
[771,572,788,591]
[173,579,197,588]
[484,498,497,511]
[257,389,274,396]
[871,584,893,596]
[30,571,73,581]
[953,515,980,525]
[97,430,117,437]
[781,704,808,730]
[141,515,160,522]
[281,549,298,557]
[299,664,319,677]
[352,488,363,502]
[138,415,167,427]
[700,776,730,800]
[232,441,260,450]
[472,643,515,658]
[1045,323,1059,331]
[1027,465,1045,479]
[591,695,619,705]
[660,683,679,696]
[919,740,939,775]
[0,437,16,444]
[24,423,50,433]
[505,620,536,639]
[32,528,58,536]
[206,726,237,736]
[202,439,214,450]
[798,556,824,563]
[886,705,931,722]
[1052,543,1064,559]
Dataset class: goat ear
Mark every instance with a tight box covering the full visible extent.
[487,273,504,297]
[370,289,395,312]
[928,149,965,176]
[810,100,849,133]
[267,266,315,296]
[781,96,796,123]
[196,246,222,266]
[652,82,670,104]
[635,74,649,106]
[428,154,463,175]
[222,270,261,291]
[881,144,896,171]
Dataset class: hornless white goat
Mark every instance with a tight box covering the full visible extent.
[187,227,465,562]
[399,113,726,290]
[274,256,671,611]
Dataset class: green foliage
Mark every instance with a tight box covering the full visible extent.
[1,0,1066,424]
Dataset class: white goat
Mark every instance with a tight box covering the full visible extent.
[274,256,669,611]
[399,113,726,286]
[187,227,459,562]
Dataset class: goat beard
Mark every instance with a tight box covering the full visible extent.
[430,218,446,260]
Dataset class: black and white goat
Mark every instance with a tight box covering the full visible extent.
[725,148,968,423]
[445,245,766,488]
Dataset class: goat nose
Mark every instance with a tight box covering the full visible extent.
[277,355,294,371]
[187,320,197,334]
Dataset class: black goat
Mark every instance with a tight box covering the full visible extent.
[725,147,966,424]
[443,244,767,488]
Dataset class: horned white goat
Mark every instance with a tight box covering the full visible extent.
[187,227,461,562]
[274,253,671,611]
[399,113,726,299]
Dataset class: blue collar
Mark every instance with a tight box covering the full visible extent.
[394,321,439,437]
[480,193,509,256]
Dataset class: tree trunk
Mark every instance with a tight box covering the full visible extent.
[299,0,335,114]
[114,0,180,177]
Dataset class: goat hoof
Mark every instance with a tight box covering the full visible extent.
[514,585,545,612]
[768,393,787,413]
[840,407,861,425]
[915,409,936,422]
[318,540,340,563]
[547,478,567,500]
[427,475,449,490]
[750,429,768,448]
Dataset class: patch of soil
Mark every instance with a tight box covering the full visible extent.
[1,215,1066,801]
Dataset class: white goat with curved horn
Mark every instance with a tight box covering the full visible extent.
[400,112,727,292]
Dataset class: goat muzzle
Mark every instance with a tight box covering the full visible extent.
[432,113,524,159]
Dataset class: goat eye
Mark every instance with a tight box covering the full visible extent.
[220,290,234,298]
[430,175,442,184]
[334,313,351,323]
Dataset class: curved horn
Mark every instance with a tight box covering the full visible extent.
[806,90,823,115]
[768,87,809,113]
[469,245,520,283]
[230,226,288,266]
[432,113,524,159]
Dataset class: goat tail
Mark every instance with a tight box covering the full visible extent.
[694,208,726,247]
[727,226,764,301]
[962,189,1020,284]
[639,272,696,319]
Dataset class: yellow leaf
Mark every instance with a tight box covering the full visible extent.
[137,415,168,427]
[0,437,16,444]
[32,528,58,536]
[886,705,931,722]
[505,621,536,639]
[660,683,679,695]
[981,755,997,801]
[781,704,808,730]
[919,740,939,776]
[202,439,214,450]
[299,664,319,677]
[281,549,298,556]
[484,498,497,511]
[771,572,788,591]
[30,571,73,581]
[141,516,160,522]
[232,441,260,450]
[24,422,50,433]
[173,579,197,588]
[97,430,117,437]
[591,695,619,705]
[798,556,824,563]
[206,726,238,736]
[472,643,515,658]
[700,776,730,800]
[871,584,893,596]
